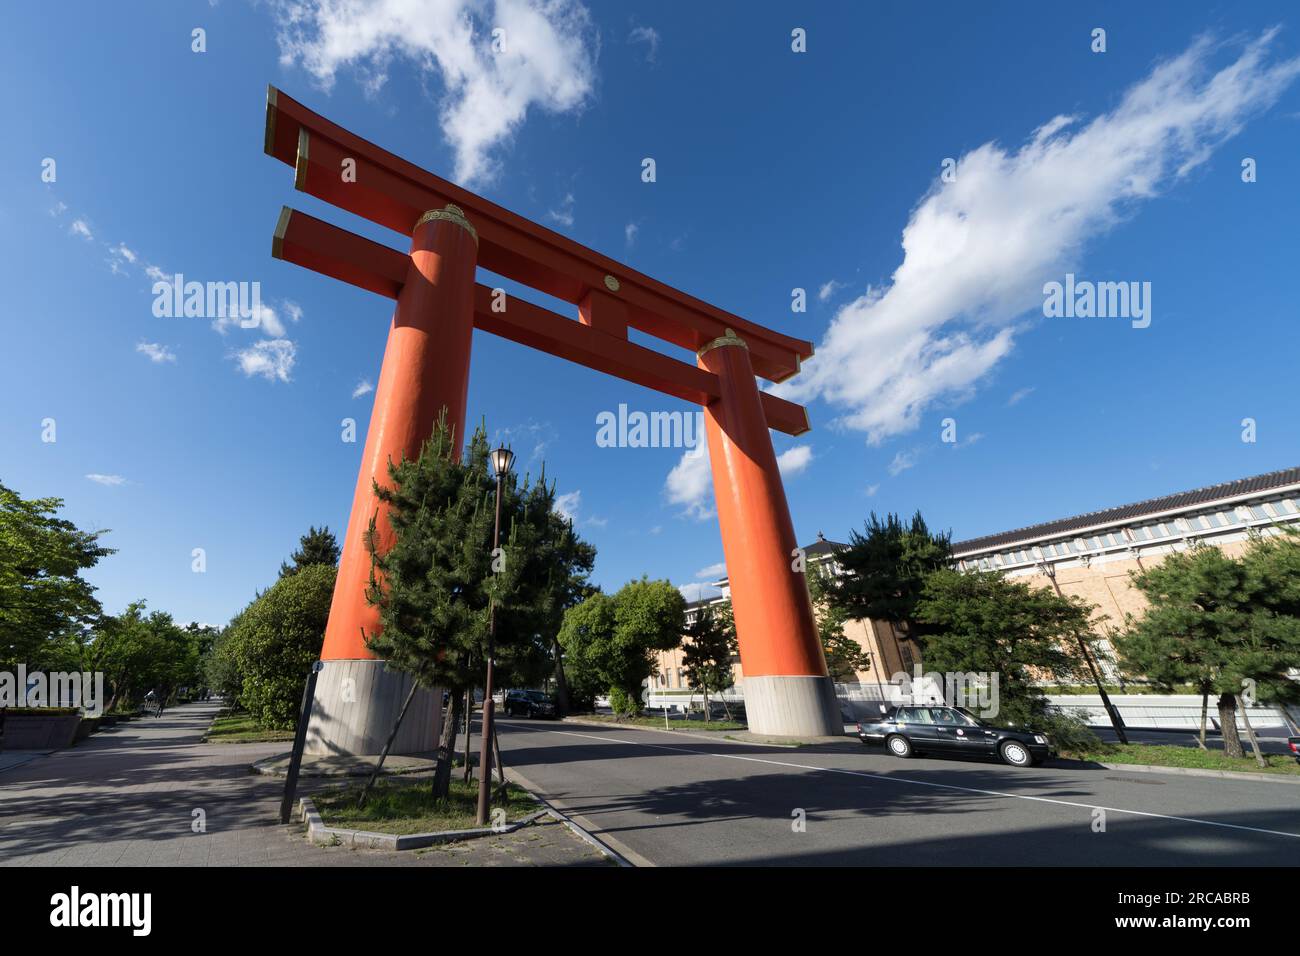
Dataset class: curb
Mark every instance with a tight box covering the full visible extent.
[297,796,552,850]
[559,716,854,749]
[504,764,639,867]
[1060,759,1300,785]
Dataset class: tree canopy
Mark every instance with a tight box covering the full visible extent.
[279,525,340,578]
[0,481,113,669]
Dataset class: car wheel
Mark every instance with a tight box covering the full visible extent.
[1000,740,1033,767]
[885,734,913,758]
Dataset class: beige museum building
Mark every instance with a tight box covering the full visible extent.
[653,466,1300,702]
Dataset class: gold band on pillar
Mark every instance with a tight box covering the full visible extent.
[414,204,479,246]
[697,328,748,359]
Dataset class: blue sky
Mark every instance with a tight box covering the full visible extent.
[2,1,1298,627]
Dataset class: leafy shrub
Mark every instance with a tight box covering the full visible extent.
[225,564,334,728]
[607,685,640,718]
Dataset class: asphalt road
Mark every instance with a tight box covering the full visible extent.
[496,717,1300,866]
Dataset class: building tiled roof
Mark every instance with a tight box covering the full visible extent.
[952,466,1300,556]
[706,534,847,588]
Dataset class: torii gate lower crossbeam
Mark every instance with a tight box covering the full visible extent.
[263,87,842,754]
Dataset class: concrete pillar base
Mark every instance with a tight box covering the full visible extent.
[305,659,441,756]
[742,675,844,737]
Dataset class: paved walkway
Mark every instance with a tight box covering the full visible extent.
[0,701,605,867]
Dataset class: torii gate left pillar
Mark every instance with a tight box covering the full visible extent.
[306,207,478,756]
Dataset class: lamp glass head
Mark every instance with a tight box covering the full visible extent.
[490,446,515,478]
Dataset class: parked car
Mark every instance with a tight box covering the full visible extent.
[856,704,1054,767]
[504,689,558,719]
[1288,736,1300,764]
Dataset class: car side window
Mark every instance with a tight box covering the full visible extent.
[899,707,933,724]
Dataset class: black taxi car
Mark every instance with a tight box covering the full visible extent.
[856,704,1054,767]
[504,689,558,719]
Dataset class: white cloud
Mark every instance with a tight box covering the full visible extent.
[273,0,598,186]
[864,483,880,497]
[776,444,813,477]
[628,24,659,63]
[113,243,137,263]
[664,444,712,520]
[554,489,581,522]
[778,31,1300,445]
[69,219,93,241]
[85,474,126,486]
[678,581,721,603]
[352,378,375,399]
[50,201,67,217]
[888,450,918,476]
[817,279,844,302]
[624,221,639,246]
[547,192,575,228]
[233,339,297,382]
[136,341,177,364]
[1007,386,1035,406]
[695,561,727,581]
[144,264,168,282]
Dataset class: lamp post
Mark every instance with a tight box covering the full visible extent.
[477,445,514,826]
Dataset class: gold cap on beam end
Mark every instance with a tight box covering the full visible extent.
[697,328,748,358]
[414,204,479,246]
[294,128,310,190]
[263,85,279,157]
[271,207,292,260]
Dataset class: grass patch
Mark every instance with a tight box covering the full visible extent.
[574,713,746,732]
[1062,742,1300,776]
[313,778,540,835]
[204,712,296,744]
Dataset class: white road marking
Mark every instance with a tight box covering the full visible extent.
[509,724,1300,842]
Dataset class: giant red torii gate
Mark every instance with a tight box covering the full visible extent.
[263,86,842,753]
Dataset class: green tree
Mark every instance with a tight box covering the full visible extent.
[826,511,951,655]
[1114,540,1300,759]
[558,578,686,718]
[915,568,1097,745]
[279,525,340,578]
[91,602,201,711]
[0,482,113,669]
[364,417,594,797]
[681,605,737,721]
[224,564,334,728]
[807,568,872,683]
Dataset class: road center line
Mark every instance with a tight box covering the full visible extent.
[510,724,1300,842]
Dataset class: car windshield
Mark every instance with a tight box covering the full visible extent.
[525,691,548,702]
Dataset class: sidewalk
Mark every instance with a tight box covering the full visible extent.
[0,701,604,867]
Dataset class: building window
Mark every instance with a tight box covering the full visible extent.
[1251,504,1270,521]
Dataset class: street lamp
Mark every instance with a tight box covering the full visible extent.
[477,445,514,825]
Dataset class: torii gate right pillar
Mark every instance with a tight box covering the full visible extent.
[697,331,842,737]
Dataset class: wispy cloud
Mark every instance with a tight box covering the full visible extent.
[136,342,177,364]
[85,474,126,486]
[272,0,598,186]
[817,279,845,302]
[778,30,1300,445]
[776,444,813,477]
[624,222,639,247]
[547,192,575,228]
[628,24,659,63]
[888,450,918,476]
[554,490,581,522]
[1007,386,1035,407]
[232,339,296,383]
[69,218,93,241]
[352,378,375,399]
[695,561,727,580]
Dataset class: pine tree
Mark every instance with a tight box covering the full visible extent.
[915,568,1093,729]
[681,606,737,721]
[363,415,595,797]
[279,526,340,578]
[826,511,951,652]
[1115,539,1300,759]
[807,568,872,683]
